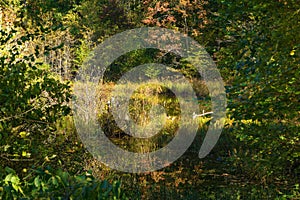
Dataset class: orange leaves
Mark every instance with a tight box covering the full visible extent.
[179,0,189,7]
[141,0,209,35]
[166,15,176,23]
[142,1,171,26]
[150,171,166,183]
[141,18,153,25]
[154,1,170,12]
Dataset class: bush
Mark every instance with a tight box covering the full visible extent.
[0,166,126,199]
[0,27,71,172]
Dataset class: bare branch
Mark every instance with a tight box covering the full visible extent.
[193,110,213,119]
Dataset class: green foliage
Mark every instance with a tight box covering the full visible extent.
[0,166,126,199]
[75,0,140,42]
[203,0,300,183]
[0,28,71,171]
[1,0,299,199]
[20,0,81,26]
[226,122,299,182]
[206,0,300,121]
[103,49,159,82]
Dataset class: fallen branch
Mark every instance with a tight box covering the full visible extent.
[192,110,213,119]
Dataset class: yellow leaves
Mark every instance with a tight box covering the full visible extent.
[290,49,296,56]
[240,119,261,125]
[22,151,31,158]
[19,131,26,138]
[44,156,50,162]
[241,119,252,124]
[226,118,235,126]
[249,13,256,20]
[268,56,276,64]
[197,116,212,125]
[45,154,57,162]
[19,131,29,138]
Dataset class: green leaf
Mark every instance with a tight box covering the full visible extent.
[4,174,13,183]
[34,176,41,188]
[5,167,16,174]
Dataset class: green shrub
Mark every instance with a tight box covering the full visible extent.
[226,121,299,183]
[0,166,126,199]
[0,28,71,172]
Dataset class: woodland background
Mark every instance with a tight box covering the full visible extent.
[0,0,299,199]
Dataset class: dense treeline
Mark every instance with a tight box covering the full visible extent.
[0,0,299,199]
